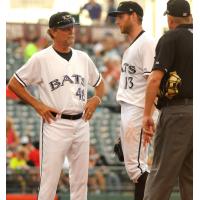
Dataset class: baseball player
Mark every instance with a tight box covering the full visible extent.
[8,12,105,200]
[108,2,158,200]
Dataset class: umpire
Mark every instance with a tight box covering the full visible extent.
[142,0,193,200]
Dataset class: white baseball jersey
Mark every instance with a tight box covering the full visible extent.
[116,31,155,108]
[14,45,101,114]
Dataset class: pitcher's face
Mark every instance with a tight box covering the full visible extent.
[115,13,133,34]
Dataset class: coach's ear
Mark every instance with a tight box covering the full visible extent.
[47,29,54,39]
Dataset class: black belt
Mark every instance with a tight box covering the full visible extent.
[51,112,83,120]
[165,98,193,107]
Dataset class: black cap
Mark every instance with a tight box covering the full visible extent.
[108,1,143,18]
[49,12,79,28]
[164,0,191,17]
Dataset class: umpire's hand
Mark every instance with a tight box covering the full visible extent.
[142,116,155,147]
[83,96,101,121]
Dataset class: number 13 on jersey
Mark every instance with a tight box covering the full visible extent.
[124,76,134,89]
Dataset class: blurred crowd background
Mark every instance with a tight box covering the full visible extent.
[6,0,193,199]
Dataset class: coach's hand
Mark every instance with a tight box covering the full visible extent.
[142,116,155,147]
[83,96,101,121]
[34,101,60,123]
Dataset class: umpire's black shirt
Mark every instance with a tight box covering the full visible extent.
[152,24,193,108]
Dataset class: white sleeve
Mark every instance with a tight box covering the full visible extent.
[140,37,156,76]
[87,55,102,87]
[14,54,42,87]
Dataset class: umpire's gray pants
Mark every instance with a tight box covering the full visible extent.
[143,104,193,200]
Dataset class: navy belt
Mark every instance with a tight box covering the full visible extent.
[51,112,83,120]
[165,98,193,107]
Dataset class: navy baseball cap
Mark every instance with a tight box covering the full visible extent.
[164,0,191,17]
[49,12,79,28]
[108,1,143,18]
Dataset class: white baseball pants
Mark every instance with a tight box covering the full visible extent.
[120,102,157,183]
[38,118,89,200]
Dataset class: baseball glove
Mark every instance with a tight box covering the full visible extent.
[113,137,124,162]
